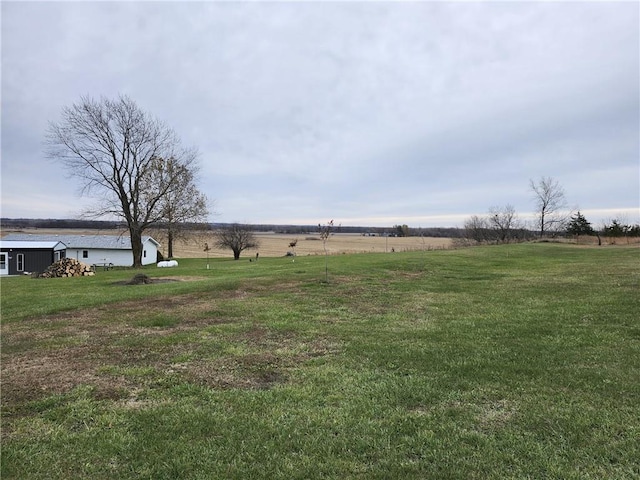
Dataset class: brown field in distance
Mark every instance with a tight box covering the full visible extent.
[171,232,453,258]
[1,227,453,259]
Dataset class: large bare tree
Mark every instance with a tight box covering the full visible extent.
[530,176,568,237]
[489,204,520,243]
[46,95,203,267]
[144,156,210,258]
[214,224,259,260]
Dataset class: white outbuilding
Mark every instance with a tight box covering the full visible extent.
[1,234,160,267]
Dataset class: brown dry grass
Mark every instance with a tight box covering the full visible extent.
[1,227,453,258]
[167,231,453,258]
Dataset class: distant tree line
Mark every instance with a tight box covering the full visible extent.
[565,212,640,245]
[2,218,469,240]
[0,218,128,230]
[460,177,639,246]
[0,218,209,233]
[462,205,535,245]
[259,224,465,238]
[598,218,640,244]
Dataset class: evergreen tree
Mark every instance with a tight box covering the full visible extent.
[567,211,594,243]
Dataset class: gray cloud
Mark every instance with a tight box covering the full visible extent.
[2,1,638,227]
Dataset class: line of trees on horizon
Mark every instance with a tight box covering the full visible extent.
[0,217,467,238]
[461,177,640,246]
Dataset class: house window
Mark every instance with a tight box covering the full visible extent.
[143,250,147,258]
[17,253,24,272]
[82,250,89,258]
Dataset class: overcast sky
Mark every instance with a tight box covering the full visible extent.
[2,1,638,228]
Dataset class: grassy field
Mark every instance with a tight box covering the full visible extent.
[1,243,639,479]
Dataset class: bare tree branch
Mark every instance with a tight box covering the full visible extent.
[214,224,259,260]
[530,176,568,237]
[46,94,206,267]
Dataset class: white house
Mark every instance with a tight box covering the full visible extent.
[1,234,160,267]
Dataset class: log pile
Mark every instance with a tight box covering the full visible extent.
[39,258,95,278]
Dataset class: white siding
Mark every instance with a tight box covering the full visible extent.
[2,236,160,268]
[141,239,158,266]
[66,239,158,266]
[68,249,133,266]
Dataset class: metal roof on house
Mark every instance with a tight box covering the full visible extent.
[0,240,67,250]
[1,234,159,250]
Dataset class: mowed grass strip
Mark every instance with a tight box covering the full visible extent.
[1,244,639,479]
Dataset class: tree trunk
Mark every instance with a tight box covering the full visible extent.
[167,229,174,258]
[130,228,144,268]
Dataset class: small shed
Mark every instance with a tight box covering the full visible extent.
[1,234,160,267]
[0,240,67,275]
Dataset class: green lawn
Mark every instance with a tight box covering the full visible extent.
[1,244,639,479]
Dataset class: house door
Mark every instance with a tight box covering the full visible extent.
[0,253,8,275]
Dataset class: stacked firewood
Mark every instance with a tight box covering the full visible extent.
[39,258,95,278]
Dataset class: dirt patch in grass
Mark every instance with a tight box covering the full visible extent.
[1,346,128,406]
[184,352,287,390]
[112,275,206,286]
[1,291,340,427]
[476,399,517,432]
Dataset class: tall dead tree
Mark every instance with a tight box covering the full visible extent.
[530,176,568,238]
[46,95,203,267]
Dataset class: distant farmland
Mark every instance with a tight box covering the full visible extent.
[1,227,453,259]
[170,232,453,258]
